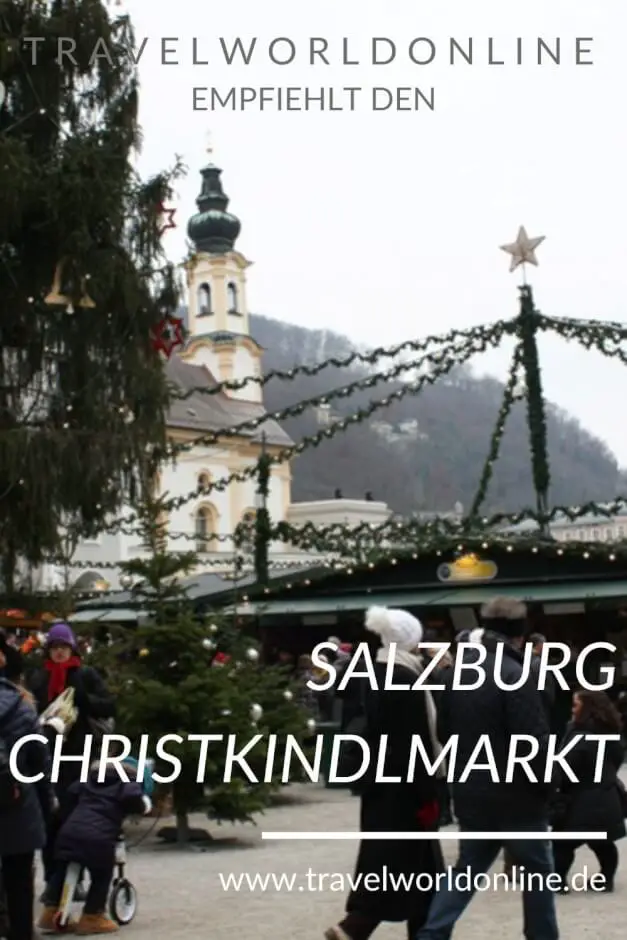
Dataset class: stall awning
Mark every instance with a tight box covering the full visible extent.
[232,579,627,616]
[69,608,141,624]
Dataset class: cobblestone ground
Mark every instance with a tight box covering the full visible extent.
[37,783,626,939]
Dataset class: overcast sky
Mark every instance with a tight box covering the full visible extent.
[123,0,627,466]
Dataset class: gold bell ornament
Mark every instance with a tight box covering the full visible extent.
[44,259,96,314]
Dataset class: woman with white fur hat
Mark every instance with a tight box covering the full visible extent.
[326,607,444,940]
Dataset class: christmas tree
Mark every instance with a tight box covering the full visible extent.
[94,485,313,844]
[0,1,182,590]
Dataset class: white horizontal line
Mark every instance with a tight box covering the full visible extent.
[261,831,607,841]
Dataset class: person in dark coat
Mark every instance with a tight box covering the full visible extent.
[528,633,556,717]
[326,606,444,940]
[552,689,625,891]
[421,629,454,827]
[502,631,556,879]
[27,621,115,892]
[39,762,150,934]
[415,597,558,940]
[0,662,55,940]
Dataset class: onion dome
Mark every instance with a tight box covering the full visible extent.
[187,161,241,254]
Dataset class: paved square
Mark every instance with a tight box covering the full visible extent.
[39,783,625,939]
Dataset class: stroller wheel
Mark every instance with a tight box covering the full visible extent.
[109,879,137,925]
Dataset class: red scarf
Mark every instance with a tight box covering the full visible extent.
[45,656,81,702]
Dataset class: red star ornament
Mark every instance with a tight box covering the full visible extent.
[157,202,176,237]
[151,315,185,359]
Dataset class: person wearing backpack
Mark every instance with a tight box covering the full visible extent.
[0,638,56,940]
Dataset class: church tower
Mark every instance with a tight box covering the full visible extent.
[182,151,263,402]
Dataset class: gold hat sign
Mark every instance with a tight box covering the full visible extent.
[437,553,498,583]
[44,259,95,314]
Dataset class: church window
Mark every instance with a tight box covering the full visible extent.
[198,283,212,316]
[197,471,210,491]
[195,504,217,553]
[227,281,238,313]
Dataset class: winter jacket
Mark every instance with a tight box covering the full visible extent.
[345,661,443,926]
[54,763,147,870]
[0,678,54,856]
[552,721,625,842]
[28,663,115,792]
[529,653,556,718]
[438,630,551,827]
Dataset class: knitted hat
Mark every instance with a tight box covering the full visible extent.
[365,606,423,651]
[45,622,77,650]
[480,596,528,639]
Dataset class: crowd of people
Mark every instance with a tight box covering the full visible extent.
[319,599,626,940]
[2,605,626,940]
[0,623,149,940]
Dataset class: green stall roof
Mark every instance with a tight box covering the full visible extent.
[232,579,627,616]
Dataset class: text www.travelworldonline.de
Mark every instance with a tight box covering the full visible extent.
[218,866,600,894]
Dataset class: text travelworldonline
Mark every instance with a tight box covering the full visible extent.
[9,731,620,786]
[218,865,606,894]
[21,36,595,68]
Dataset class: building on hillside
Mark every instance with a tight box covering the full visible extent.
[33,152,391,594]
[504,508,627,545]
[549,509,627,543]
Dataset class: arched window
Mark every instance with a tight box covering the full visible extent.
[197,471,210,492]
[198,283,212,316]
[195,504,217,553]
[226,281,238,313]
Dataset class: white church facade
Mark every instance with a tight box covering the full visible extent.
[36,154,390,594]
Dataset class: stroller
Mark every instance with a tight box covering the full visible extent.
[53,758,154,932]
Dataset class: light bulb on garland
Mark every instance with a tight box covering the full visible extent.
[246,647,260,662]
[283,690,293,701]
[250,703,263,722]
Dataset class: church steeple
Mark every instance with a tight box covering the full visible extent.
[182,142,263,403]
[187,160,241,254]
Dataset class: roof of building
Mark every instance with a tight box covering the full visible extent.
[165,355,292,447]
[70,564,329,620]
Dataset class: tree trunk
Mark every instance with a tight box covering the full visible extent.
[175,809,190,844]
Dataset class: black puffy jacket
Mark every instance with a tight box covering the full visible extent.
[438,630,551,827]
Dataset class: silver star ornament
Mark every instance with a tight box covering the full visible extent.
[500,226,545,272]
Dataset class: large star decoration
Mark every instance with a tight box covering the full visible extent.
[157,203,177,237]
[500,226,545,272]
[150,315,185,359]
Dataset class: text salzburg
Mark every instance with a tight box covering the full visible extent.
[308,641,616,692]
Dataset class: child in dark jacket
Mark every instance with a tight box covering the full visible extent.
[38,762,150,934]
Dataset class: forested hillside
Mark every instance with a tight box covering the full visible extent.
[251,314,622,515]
